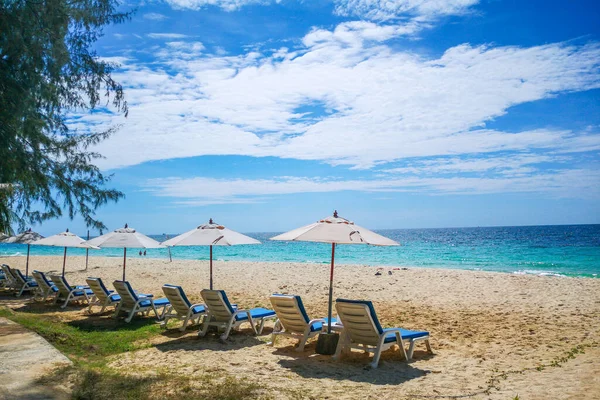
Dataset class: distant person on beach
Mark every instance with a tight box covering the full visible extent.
[143,250,147,256]
[139,250,142,256]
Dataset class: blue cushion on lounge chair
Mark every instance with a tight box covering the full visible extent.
[28,281,39,287]
[138,293,154,298]
[383,328,429,343]
[235,308,276,321]
[310,317,338,332]
[72,289,94,296]
[109,294,121,302]
[51,286,59,292]
[191,305,206,314]
[153,298,170,307]
[139,300,152,307]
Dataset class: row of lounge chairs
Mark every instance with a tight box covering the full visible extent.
[1,264,432,368]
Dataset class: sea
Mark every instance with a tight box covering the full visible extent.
[1,225,598,278]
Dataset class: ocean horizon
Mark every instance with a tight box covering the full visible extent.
[1,224,598,278]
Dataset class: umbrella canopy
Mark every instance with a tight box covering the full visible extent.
[270,214,398,246]
[2,229,44,278]
[271,211,398,336]
[86,224,163,280]
[32,230,99,276]
[161,219,260,289]
[1,229,43,244]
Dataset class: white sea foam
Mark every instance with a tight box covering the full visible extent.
[513,269,567,277]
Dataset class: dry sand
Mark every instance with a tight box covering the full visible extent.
[2,255,599,399]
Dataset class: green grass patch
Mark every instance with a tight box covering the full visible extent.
[0,307,161,362]
[0,306,271,399]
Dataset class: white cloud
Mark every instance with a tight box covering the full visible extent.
[143,12,169,20]
[334,0,480,21]
[147,33,189,39]
[162,0,271,11]
[78,22,600,196]
[144,167,600,205]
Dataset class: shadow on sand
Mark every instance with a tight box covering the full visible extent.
[272,344,435,385]
[155,327,267,352]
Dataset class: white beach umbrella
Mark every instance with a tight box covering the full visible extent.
[271,211,399,336]
[86,224,164,280]
[161,219,260,290]
[32,229,99,276]
[4,229,45,278]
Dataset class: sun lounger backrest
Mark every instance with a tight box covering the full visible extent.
[32,270,53,290]
[1,265,14,281]
[49,274,72,297]
[270,294,310,334]
[162,285,192,315]
[335,299,384,346]
[13,269,28,284]
[201,290,235,322]
[113,281,138,308]
[86,278,110,302]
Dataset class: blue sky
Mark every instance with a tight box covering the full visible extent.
[41,0,600,236]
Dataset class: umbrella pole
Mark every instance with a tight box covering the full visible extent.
[62,247,67,276]
[25,244,30,278]
[209,245,213,290]
[327,243,335,334]
[123,248,127,281]
[85,230,89,271]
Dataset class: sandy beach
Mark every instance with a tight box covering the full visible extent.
[1,255,599,399]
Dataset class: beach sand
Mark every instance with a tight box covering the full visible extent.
[2,255,599,399]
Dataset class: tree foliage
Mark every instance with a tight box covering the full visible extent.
[0,0,131,234]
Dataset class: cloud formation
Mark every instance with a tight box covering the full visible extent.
[80,24,600,172]
[333,0,480,21]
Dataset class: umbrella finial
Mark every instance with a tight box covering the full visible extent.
[333,210,338,218]
[209,218,213,224]
[124,223,128,229]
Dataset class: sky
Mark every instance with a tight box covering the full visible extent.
[41,0,600,236]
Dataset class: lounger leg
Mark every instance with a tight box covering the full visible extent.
[296,327,312,352]
[199,316,211,337]
[425,339,433,354]
[17,284,26,297]
[99,298,109,314]
[221,316,237,340]
[333,332,347,361]
[246,313,258,335]
[268,332,278,347]
[113,302,123,319]
[125,306,138,323]
[179,312,192,331]
[256,318,266,335]
[62,293,73,308]
[371,337,387,369]
[397,333,409,361]
[407,340,415,360]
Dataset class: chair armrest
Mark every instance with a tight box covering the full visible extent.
[307,318,326,328]
[138,293,154,298]
[232,309,248,320]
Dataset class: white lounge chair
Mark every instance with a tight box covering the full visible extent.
[161,284,206,331]
[334,299,432,369]
[86,277,121,314]
[269,294,338,352]
[12,268,38,297]
[31,270,59,302]
[1,264,19,292]
[112,280,170,323]
[199,289,276,341]
[48,274,93,308]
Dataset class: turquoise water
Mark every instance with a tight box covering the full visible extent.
[1,225,598,278]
